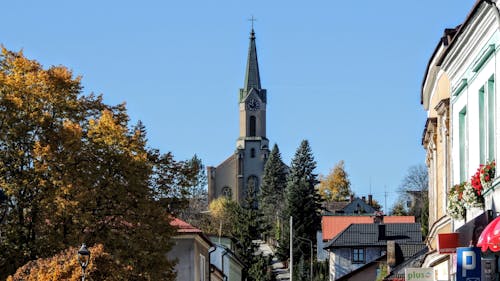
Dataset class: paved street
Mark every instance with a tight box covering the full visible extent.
[255,240,290,280]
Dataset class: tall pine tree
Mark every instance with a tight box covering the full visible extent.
[259,144,287,243]
[232,182,270,281]
[278,140,322,267]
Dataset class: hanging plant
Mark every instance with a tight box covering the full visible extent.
[480,160,496,190]
[462,182,484,209]
[447,182,466,220]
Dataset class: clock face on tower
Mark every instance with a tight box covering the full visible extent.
[246,98,260,111]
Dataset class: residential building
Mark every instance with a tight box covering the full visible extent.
[322,195,377,215]
[420,24,457,278]
[209,236,246,281]
[323,221,425,281]
[210,244,245,281]
[318,213,414,261]
[207,27,271,205]
[420,0,500,279]
[168,218,212,281]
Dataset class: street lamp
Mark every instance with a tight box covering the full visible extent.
[77,243,90,281]
[296,236,313,281]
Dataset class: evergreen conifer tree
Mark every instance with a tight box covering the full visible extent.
[259,144,287,242]
[232,182,265,278]
[278,140,322,266]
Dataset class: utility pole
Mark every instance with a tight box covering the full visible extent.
[290,216,293,281]
[384,185,388,214]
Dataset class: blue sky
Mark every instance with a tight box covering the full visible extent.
[1,1,475,212]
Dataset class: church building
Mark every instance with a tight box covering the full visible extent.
[207,28,270,205]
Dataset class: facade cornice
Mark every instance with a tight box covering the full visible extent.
[173,233,213,249]
[434,98,450,115]
[425,215,452,247]
[422,118,438,147]
[442,3,497,84]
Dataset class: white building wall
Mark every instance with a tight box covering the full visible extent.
[444,2,500,229]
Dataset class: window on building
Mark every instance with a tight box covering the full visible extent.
[199,254,206,281]
[352,248,364,263]
[479,76,496,164]
[249,116,256,136]
[487,76,495,162]
[459,107,468,182]
[251,148,256,158]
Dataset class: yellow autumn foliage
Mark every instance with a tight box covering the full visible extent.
[7,244,142,281]
[318,160,352,202]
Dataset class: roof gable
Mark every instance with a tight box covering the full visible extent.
[170,217,202,233]
[322,215,415,240]
[341,198,376,214]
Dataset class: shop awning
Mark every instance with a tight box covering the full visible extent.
[477,216,500,252]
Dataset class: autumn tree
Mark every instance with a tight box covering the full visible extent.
[259,144,287,243]
[204,196,239,237]
[318,160,352,202]
[7,244,143,281]
[279,140,322,270]
[0,47,195,280]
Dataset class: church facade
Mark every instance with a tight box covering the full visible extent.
[207,28,270,204]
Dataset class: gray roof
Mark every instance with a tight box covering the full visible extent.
[341,198,376,214]
[322,197,376,214]
[385,246,429,280]
[324,223,423,249]
[243,29,261,91]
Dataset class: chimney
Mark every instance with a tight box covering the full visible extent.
[362,196,366,203]
[350,194,354,202]
[374,211,384,224]
[368,194,373,206]
[387,240,396,266]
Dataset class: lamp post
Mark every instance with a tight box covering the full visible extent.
[77,243,90,281]
[296,236,313,281]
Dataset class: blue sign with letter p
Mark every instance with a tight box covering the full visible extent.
[456,247,481,281]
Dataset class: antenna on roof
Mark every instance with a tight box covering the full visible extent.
[369,177,372,195]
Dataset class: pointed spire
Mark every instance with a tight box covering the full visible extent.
[244,28,261,91]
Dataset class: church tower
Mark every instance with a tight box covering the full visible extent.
[207,28,270,205]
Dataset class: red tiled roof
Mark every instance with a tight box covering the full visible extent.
[322,215,415,241]
[170,217,203,233]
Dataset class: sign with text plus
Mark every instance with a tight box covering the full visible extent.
[405,268,434,281]
[456,247,481,281]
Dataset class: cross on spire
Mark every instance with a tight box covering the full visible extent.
[248,16,257,30]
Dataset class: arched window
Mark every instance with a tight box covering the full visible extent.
[250,148,256,158]
[222,187,232,198]
[249,116,256,137]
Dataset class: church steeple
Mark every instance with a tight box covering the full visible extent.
[243,28,261,91]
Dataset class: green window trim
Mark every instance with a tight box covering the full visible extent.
[453,79,468,96]
[479,87,485,164]
[487,76,495,162]
[459,107,467,183]
[472,44,496,73]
